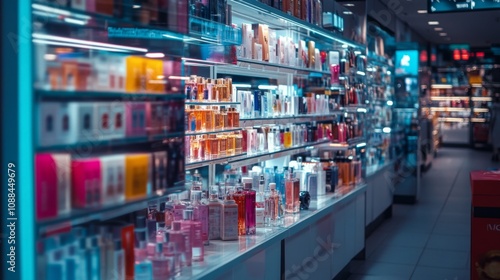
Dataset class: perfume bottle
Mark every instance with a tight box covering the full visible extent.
[172,194,185,221]
[191,191,209,245]
[208,186,222,240]
[149,243,170,280]
[284,127,292,148]
[233,184,247,236]
[285,168,300,213]
[147,201,159,244]
[134,240,153,280]
[161,233,178,278]
[265,183,280,225]
[168,221,189,268]
[220,189,239,241]
[253,90,261,118]
[112,240,125,280]
[181,208,204,262]
[242,177,256,235]
[255,175,266,227]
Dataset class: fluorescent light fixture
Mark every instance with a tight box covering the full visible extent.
[168,76,190,80]
[32,3,90,19]
[356,142,367,148]
[359,55,367,59]
[439,33,447,36]
[387,100,394,106]
[145,52,165,58]
[374,128,382,133]
[162,34,184,40]
[348,156,354,160]
[354,51,362,55]
[357,108,367,113]
[428,21,439,25]
[417,10,427,13]
[233,84,252,88]
[258,85,278,90]
[44,54,57,61]
[356,71,366,76]
[342,44,348,49]
[431,84,453,89]
[339,76,347,80]
[63,18,86,25]
[383,127,391,133]
[344,3,355,6]
[133,4,141,8]
[343,11,353,15]
[32,33,148,52]
[434,27,443,31]
[33,39,131,52]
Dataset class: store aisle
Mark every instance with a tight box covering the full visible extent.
[348,147,500,280]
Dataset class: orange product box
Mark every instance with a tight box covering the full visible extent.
[124,154,151,199]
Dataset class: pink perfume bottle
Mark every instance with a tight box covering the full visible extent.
[191,191,209,245]
[330,64,340,85]
[149,243,173,280]
[208,186,222,240]
[181,208,204,263]
[242,178,256,235]
[285,168,300,214]
[169,221,189,269]
[172,194,185,221]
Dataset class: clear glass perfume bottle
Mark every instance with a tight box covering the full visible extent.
[208,186,222,240]
[265,183,280,225]
[255,175,266,227]
[181,208,204,262]
[149,243,170,280]
[233,184,247,236]
[285,168,300,213]
[220,189,239,241]
[168,221,188,269]
[191,191,209,246]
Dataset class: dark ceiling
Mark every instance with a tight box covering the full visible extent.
[344,0,500,47]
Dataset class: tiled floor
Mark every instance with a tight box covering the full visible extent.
[348,147,500,280]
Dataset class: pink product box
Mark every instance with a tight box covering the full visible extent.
[71,158,102,208]
[35,154,58,219]
[100,155,126,205]
[125,102,147,137]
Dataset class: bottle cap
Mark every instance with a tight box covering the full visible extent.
[269,183,276,190]
[242,177,253,185]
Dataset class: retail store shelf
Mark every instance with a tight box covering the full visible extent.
[471,118,488,123]
[36,185,186,235]
[185,101,241,106]
[185,127,242,136]
[228,0,363,49]
[473,108,489,113]
[36,89,185,101]
[240,114,339,127]
[427,107,471,112]
[227,139,330,168]
[32,2,241,46]
[237,57,331,75]
[438,117,469,123]
[176,184,367,280]
[318,137,367,151]
[186,153,247,170]
[37,132,184,152]
[472,97,493,102]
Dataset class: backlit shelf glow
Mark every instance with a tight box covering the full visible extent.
[438,117,468,123]
[471,118,487,123]
[430,96,469,101]
[429,107,470,112]
[431,84,453,89]
[473,108,489,113]
[472,97,492,102]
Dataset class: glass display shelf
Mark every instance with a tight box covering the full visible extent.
[240,113,340,127]
[185,101,241,106]
[32,2,242,46]
[318,137,367,151]
[185,127,242,136]
[228,0,363,49]
[472,96,492,102]
[438,117,470,123]
[471,118,488,123]
[36,89,185,101]
[175,184,367,280]
[430,96,469,101]
[37,132,184,152]
[37,185,186,235]
[366,156,401,178]
[186,139,330,170]
[237,57,331,76]
[227,139,331,169]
